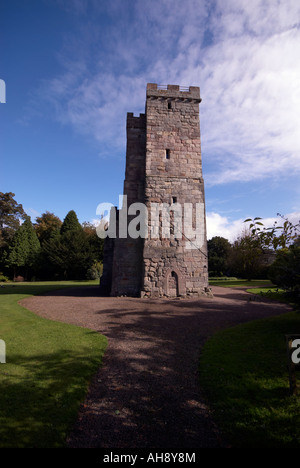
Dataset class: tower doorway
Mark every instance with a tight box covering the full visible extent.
[168,270,179,297]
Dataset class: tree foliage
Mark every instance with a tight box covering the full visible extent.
[268,245,300,296]
[82,222,104,263]
[244,213,300,250]
[6,216,40,278]
[39,211,103,280]
[244,214,300,299]
[0,200,104,281]
[34,211,62,244]
[228,229,268,280]
[208,236,231,277]
[42,229,93,280]
[60,210,82,234]
[0,192,26,248]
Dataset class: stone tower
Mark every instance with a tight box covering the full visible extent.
[99,83,208,298]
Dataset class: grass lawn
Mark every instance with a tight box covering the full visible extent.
[0,281,107,448]
[200,278,300,447]
[209,278,274,288]
[246,287,287,302]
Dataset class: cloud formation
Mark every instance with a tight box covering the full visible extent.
[37,0,300,185]
[206,210,300,242]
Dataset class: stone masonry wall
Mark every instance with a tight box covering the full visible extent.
[141,84,208,297]
[109,112,146,297]
[100,83,208,298]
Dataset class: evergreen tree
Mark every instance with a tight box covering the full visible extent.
[43,229,94,280]
[6,216,40,279]
[60,210,82,234]
[42,210,94,279]
[38,229,62,280]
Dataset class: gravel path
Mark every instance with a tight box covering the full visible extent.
[20,285,292,448]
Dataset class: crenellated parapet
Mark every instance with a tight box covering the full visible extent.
[146,83,201,103]
[126,112,146,129]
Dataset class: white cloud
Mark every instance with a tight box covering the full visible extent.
[206,212,245,241]
[206,211,300,242]
[24,207,41,222]
[32,0,300,185]
[196,25,300,184]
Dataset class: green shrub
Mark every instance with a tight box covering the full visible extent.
[0,272,10,282]
[268,245,300,303]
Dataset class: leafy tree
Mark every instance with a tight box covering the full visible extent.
[6,216,40,279]
[34,211,62,244]
[207,236,231,277]
[0,192,26,249]
[82,222,104,263]
[82,222,104,279]
[244,213,300,250]
[244,214,300,298]
[228,229,267,280]
[268,245,300,298]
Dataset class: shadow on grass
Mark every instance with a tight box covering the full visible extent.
[0,345,105,448]
[198,311,300,448]
[0,282,100,298]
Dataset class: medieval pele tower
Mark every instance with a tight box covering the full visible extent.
[99,83,209,298]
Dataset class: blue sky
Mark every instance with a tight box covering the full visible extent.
[1,0,300,240]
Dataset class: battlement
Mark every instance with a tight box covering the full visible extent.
[146,83,201,102]
[127,112,146,118]
[126,112,146,129]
